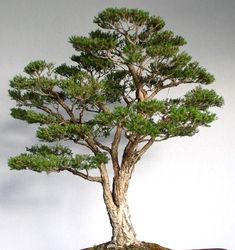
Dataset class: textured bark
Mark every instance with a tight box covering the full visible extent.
[100,165,138,247]
[110,196,137,246]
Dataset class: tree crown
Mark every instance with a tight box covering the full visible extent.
[8,8,223,175]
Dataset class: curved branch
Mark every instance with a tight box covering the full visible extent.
[58,167,102,183]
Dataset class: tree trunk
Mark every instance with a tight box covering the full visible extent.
[101,169,139,247]
[110,196,137,246]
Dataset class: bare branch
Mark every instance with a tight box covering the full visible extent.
[58,167,102,183]
[84,107,100,113]
[134,138,155,162]
[36,105,64,121]
[111,122,122,176]
[78,106,85,123]
[73,140,93,149]
[93,138,111,153]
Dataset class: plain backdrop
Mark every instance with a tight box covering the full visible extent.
[0,1,235,249]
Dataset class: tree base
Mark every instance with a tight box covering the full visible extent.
[82,241,171,250]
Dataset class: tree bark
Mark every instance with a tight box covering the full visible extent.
[110,195,137,246]
[100,167,138,247]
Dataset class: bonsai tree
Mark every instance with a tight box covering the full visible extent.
[8,8,223,249]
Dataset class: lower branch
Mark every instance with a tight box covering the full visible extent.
[58,167,102,183]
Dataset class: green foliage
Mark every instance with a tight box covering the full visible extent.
[8,7,223,175]
[126,113,159,137]
[37,123,93,142]
[146,31,186,57]
[24,60,54,77]
[184,86,224,109]
[92,103,160,138]
[55,64,79,77]
[11,108,60,124]
[58,77,106,104]
[93,106,129,127]
[9,153,69,172]
[123,43,143,63]
[10,74,58,93]
[71,53,113,73]
[92,86,223,138]
[94,8,151,28]
[133,100,165,116]
[9,144,108,173]
[26,144,72,156]
[69,34,117,53]
[154,87,223,137]
[102,71,127,102]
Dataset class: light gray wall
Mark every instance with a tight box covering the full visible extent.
[0,1,234,249]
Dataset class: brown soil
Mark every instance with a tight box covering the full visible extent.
[81,241,171,250]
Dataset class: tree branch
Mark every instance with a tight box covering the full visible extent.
[93,138,111,153]
[36,105,65,122]
[58,167,102,183]
[147,79,198,100]
[49,89,77,123]
[134,138,155,162]
[111,122,122,176]
[72,140,93,149]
